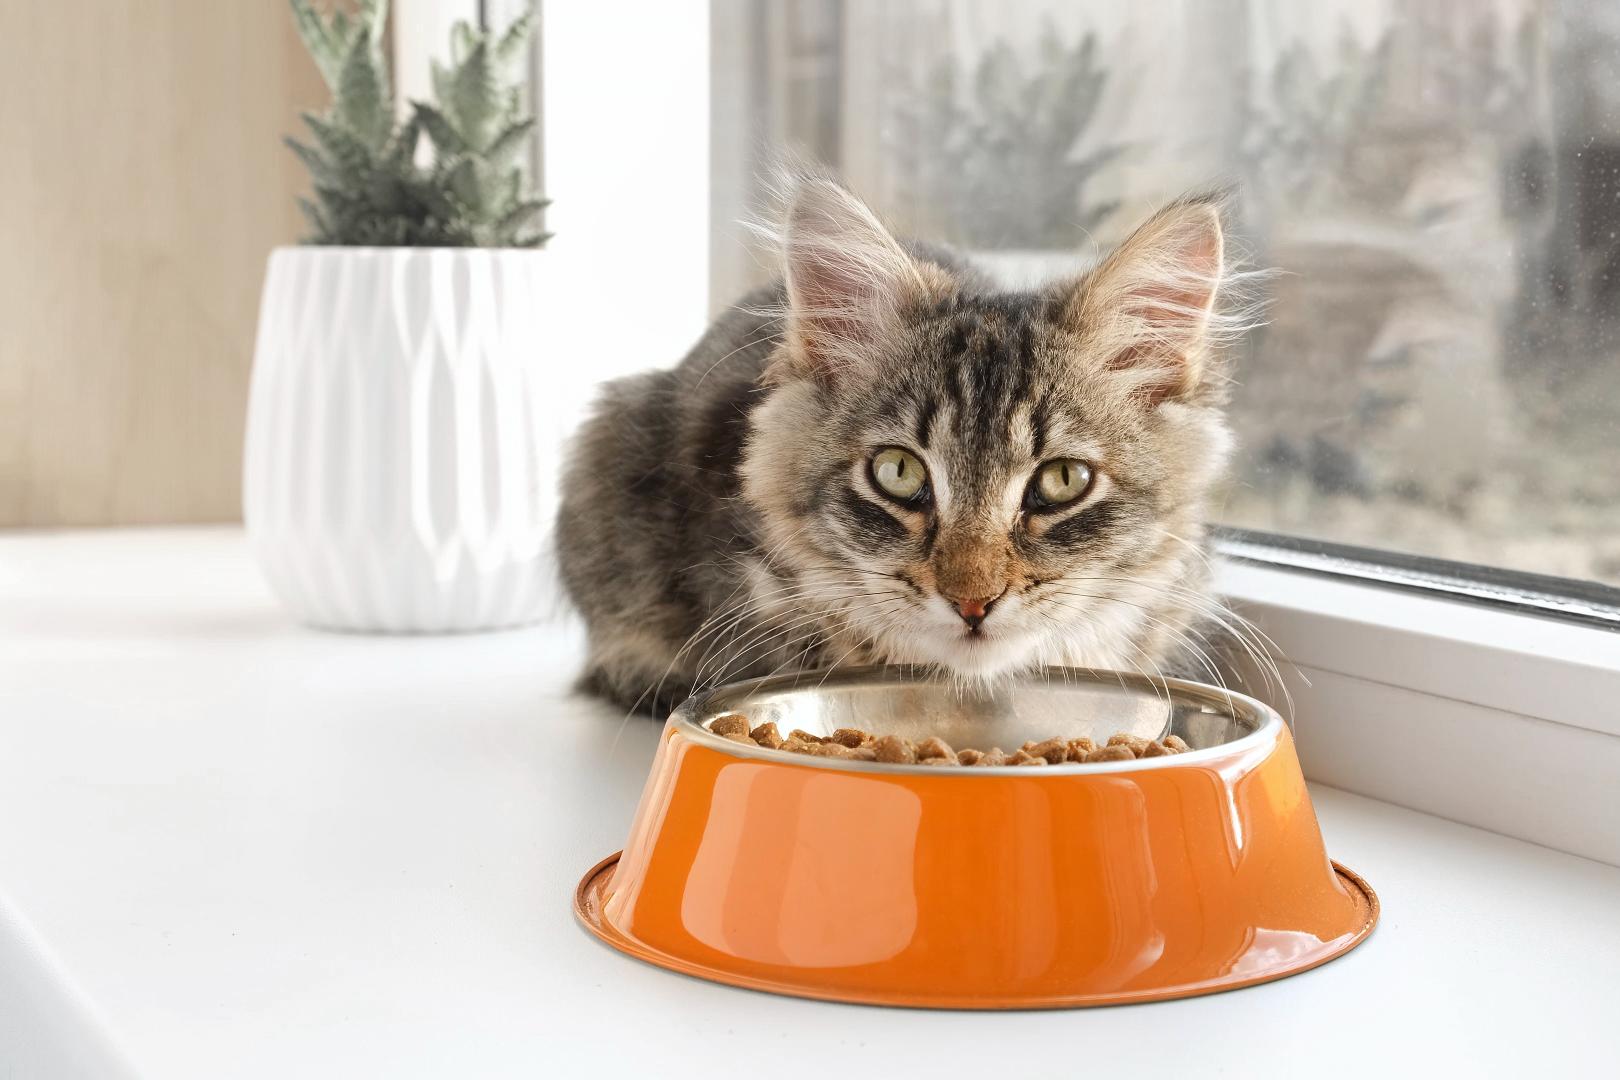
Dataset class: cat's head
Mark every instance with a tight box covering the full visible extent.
[741,178,1247,682]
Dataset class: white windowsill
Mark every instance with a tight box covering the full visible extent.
[1218,556,1620,734]
[1,526,1617,1079]
[1217,555,1620,866]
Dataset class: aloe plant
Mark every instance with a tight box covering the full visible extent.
[285,0,551,248]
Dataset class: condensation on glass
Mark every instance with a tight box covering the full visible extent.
[710,0,1620,589]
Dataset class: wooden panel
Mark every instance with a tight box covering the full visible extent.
[0,2,328,525]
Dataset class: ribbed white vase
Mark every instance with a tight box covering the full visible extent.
[244,247,555,632]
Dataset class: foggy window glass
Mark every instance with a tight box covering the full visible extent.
[710,0,1620,589]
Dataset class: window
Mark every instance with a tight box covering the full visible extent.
[710,0,1620,595]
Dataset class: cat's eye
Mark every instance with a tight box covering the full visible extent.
[1027,459,1094,510]
[870,447,929,503]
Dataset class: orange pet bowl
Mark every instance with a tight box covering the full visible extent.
[575,668,1376,1008]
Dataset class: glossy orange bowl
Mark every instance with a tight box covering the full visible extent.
[576,667,1377,1008]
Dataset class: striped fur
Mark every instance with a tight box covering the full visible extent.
[557,178,1257,716]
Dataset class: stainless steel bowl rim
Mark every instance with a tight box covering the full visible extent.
[669,666,1283,776]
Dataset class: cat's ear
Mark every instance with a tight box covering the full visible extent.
[775,179,945,384]
[1062,194,1232,405]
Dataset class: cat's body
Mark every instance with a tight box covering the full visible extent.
[557,282,800,715]
[559,179,1251,716]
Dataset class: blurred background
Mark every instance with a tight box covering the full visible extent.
[712,0,1620,588]
[3,0,1616,592]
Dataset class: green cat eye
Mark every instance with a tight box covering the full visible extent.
[871,447,929,502]
[1028,459,1094,510]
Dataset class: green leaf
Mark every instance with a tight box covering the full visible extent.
[494,197,546,237]
[443,156,483,213]
[284,135,332,183]
[312,183,360,219]
[448,40,499,150]
[415,177,460,223]
[385,113,422,168]
[303,113,374,179]
[366,171,410,216]
[336,30,390,151]
[494,5,538,64]
[288,0,342,88]
[430,60,454,110]
[359,0,389,47]
[412,102,466,156]
[296,195,329,239]
[510,231,552,249]
[451,20,476,66]
[485,117,536,167]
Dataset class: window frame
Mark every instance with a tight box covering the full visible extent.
[1219,528,1620,630]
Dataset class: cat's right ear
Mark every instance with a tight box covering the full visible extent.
[774,179,944,385]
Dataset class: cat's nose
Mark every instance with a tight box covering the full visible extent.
[945,589,1004,630]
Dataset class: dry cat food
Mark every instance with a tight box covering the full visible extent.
[705,714,1191,766]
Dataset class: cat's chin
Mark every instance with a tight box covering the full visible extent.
[908,630,1039,683]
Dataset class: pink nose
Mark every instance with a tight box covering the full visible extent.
[944,591,1003,629]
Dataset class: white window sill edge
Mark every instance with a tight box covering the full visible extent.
[1217,554,1620,867]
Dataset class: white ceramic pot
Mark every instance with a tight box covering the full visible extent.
[244,246,555,632]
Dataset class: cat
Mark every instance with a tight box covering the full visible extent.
[557,175,1257,717]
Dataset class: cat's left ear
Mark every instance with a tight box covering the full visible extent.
[1061,194,1231,405]
[774,178,948,385]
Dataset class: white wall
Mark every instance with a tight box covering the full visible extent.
[535,1,711,506]
[539,1,711,374]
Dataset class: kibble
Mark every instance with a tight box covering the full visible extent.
[872,734,916,764]
[1107,733,1152,756]
[1023,737,1069,764]
[706,718,1196,767]
[749,721,784,749]
[710,713,751,738]
[1065,738,1096,762]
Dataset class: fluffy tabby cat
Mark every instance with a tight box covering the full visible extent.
[558,176,1257,716]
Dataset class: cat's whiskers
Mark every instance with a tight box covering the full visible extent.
[1026,603,1172,710]
[1035,587,1238,714]
[689,585,886,687]
[697,594,911,691]
[622,524,819,723]
[683,583,846,685]
[1031,561,1291,719]
[1084,575,1294,719]
[682,546,910,686]
[718,595,912,690]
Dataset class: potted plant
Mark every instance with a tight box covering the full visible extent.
[244,0,554,632]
